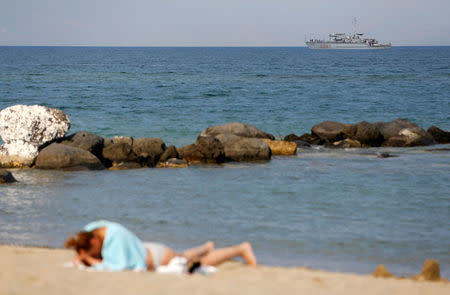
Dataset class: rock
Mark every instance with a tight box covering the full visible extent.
[283,134,311,147]
[381,136,408,147]
[331,138,362,148]
[60,131,104,159]
[157,158,188,168]
[372,265,394,278]
[108,162,142,170]
[132,138,166,167]
[298,133,322,145]
[159,145,179,163]
[399,128,435,147]
[375,119,434,147]
[178,136,226,164]
[0,170,17,184]
[427,125,450,144]
[104,136,133,148]
[35,143,104,170]
[419,259,440,281]
[102,137,135,164]
[311,121,346,143]
[354,121,384,147]
[215,134,271,161]
[0,141,39,167]
[341,124,357,139]
[377,152,397,158]
[262,139,297,155]
[0,105,70,144]
[200,122,274,140]
[102,136,167,168]
[0,105,70,167]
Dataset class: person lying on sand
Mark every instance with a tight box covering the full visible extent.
[65,220,257,271]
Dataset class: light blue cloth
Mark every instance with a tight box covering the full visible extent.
[83,220,147,271]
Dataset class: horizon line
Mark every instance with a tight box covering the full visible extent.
[1,45,450,48]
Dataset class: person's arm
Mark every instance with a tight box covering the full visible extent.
[78,249,102,267]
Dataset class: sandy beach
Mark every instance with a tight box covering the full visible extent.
[1,245,447,295]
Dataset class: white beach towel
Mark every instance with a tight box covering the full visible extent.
[63,257,217,275]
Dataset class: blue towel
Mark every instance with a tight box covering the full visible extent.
[83,220,147,271]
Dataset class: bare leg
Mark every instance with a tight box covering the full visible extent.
[183,241,215,261]
[200,242,257,267]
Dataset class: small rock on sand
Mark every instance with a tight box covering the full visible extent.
[419,259,441,281]
[372,265,394,278]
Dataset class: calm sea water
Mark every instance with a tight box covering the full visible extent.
[0,47,449,277]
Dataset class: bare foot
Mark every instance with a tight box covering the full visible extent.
[240,242,257,266]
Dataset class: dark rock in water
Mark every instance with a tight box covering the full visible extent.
[0,170,17,184]
[283,134,311,147]
[330,138,362,148]
[341,124,357,139]
[311,121,346,143]
[372,265,394,278]
[132,138,166,167]
[159,145,179,163]
[284,134,301,142]
[35,143,105,170]
[298,133,322,145]
[375,119,434,147]
[215,134,271,162]
[354,121,384,147]
[419,259,440,281]
[104,136,133,148]
[178,136,226,164]
[103,141,134,163]
[374,119,415,139]
[427,125,450,144]
[60,131,104,159]
[294,140,310,148]
[377,152,397,158]
[199,122,275,140]
[381,136,409,147]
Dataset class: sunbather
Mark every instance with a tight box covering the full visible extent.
[65,220,257,271]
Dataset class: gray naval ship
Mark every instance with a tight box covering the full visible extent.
[306,19,391,49]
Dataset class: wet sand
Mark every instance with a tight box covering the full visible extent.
[1,245,448,295]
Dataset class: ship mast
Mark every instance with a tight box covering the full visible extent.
[352,17,357,35]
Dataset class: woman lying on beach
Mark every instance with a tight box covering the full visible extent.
[65,220,257,271]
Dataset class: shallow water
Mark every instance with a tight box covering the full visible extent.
[0,47,449,277]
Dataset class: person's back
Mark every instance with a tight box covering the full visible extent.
[82,220,148,271]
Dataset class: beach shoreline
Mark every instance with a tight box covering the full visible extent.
[1,245,448,295]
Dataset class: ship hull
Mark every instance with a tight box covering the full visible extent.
[306,42,391,50]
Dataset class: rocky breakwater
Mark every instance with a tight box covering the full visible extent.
[35,133,185,170]
[285,119,450,148]
[0,104,187,171]
[178,122,297,164]
[0,105,70,167]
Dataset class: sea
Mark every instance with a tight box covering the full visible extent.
[0,46,449,277]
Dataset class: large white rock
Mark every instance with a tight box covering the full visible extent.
[0,105,70,167]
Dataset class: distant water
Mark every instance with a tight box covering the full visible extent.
[0,47,449,277]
